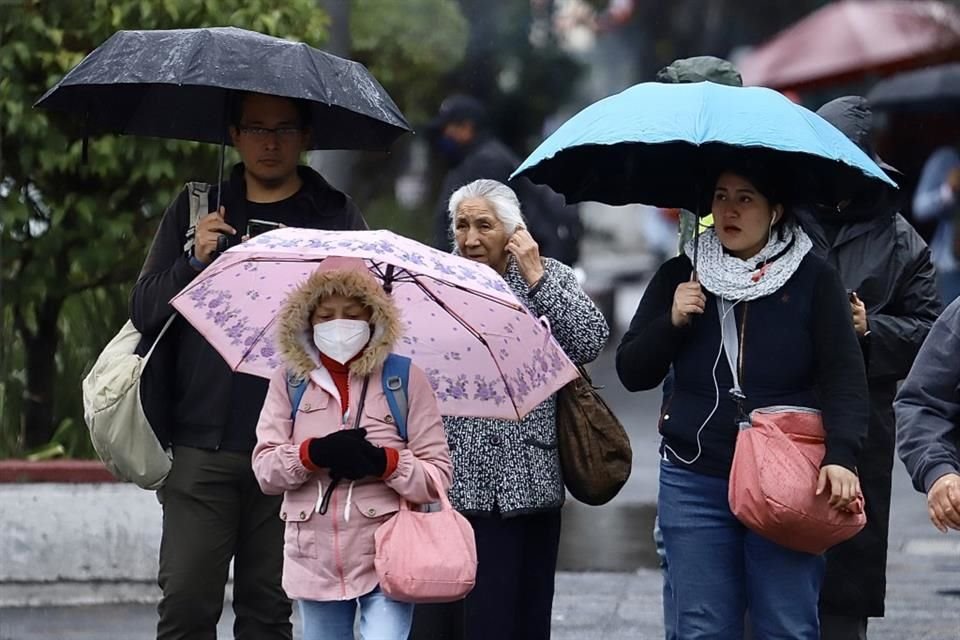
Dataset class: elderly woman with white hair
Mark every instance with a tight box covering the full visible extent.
[441,178,609,639]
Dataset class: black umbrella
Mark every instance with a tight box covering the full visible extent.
[35,27,411,151]
[868,62,960,111]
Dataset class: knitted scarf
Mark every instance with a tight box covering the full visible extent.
[683,222,813,302]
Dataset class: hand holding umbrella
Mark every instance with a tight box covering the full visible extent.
[193,208,238,267]
[671,277,705,328]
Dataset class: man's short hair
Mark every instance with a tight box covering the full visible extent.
[228,91,313,129]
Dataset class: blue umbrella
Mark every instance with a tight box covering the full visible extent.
[513,81,896,211]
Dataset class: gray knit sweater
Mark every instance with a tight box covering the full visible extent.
[443,256,609,516]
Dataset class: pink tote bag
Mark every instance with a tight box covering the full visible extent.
[374,466,477,603]
[728,406,866,555]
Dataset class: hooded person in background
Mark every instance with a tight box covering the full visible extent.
[652,55,743,640]
[428,94,582,266]
[797,95,941,640]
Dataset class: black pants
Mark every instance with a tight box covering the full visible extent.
[819,614,868,640]
[468,510,562,640]
[156,446,291,640]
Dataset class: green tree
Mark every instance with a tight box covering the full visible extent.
[351,0,468,127]
[347,0,468,239]
[0,0,329,452]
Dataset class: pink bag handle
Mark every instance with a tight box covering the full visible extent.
[398,463,452,513]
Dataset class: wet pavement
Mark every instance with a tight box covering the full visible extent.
[2,347,959,638]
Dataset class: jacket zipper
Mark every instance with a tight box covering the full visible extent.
[332,488,346,599]
[332,374,353,599]
[735,303,750,426]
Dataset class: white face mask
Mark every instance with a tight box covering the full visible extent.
[312,319,371,364]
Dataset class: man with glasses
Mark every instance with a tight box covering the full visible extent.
[131,91,366,639]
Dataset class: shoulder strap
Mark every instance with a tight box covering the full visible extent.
[719,299,751,428]
[182,181,211,254]
[286,370,308,421]
[382,354,412,440]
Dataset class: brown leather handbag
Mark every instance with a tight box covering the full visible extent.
[555,366,632,505]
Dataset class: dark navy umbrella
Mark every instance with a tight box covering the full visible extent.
[868,62,960,111]
[35,26,411,152]
[513,81,896,211]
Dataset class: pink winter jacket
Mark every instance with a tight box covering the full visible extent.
[253,362,452,602]
[251,260,452,602]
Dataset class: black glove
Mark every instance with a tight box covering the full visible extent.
[307,429,387,480]
[307,429,367,469]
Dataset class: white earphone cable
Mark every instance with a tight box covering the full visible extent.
[663,297,742,466]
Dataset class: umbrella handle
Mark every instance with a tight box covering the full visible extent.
[383,264,395,294]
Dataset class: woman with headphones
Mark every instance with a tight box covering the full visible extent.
[616,156,869,639]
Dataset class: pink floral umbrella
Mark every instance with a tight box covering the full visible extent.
[170,228,579,420]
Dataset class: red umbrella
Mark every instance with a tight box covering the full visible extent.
[740,0,960,92]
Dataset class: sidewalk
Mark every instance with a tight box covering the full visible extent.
[2,556,957,640]
[2,463,957,640]
[1,350,958,638]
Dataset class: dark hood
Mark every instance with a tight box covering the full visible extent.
[656,56,743,86]
[816,96,901,178]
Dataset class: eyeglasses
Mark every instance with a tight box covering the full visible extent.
[236,125,304,140]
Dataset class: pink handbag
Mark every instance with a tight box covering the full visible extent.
[728,406,866,555]
[374,466,477,603]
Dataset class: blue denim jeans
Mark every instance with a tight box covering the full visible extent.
[298,587,414,640]
[658,460,824,640]
[653,515,678,640]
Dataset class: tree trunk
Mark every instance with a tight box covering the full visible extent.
[310,0,355,192]
[20,298,62,450]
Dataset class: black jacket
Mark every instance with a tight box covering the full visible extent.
[131,164,366,452]
[616,253,869,478]
[432,135,582,265]
[806,94,943,617]
[798,202,940,617]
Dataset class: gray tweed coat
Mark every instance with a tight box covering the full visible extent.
[443,256,609,516]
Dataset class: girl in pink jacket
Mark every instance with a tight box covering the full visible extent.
[253,257,452,640]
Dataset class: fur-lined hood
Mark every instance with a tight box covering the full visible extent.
[276,257,401,379]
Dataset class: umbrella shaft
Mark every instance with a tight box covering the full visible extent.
[215,141,225,212]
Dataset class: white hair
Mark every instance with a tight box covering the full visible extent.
[447,179,525,238]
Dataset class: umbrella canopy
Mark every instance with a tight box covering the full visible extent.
[512,81,896,210]
[169,228,579,421]
[739,0,960,92]
[868,62,960,111]
[35,27,410,151]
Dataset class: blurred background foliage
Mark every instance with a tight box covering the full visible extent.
[0,0,879,458]
[1,0,510,458]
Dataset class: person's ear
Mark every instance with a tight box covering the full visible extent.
[228,126,240,146]
[300,127,312,152]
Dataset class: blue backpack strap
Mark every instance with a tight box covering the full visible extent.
[382,354,411,440]
[285,370,308,421]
